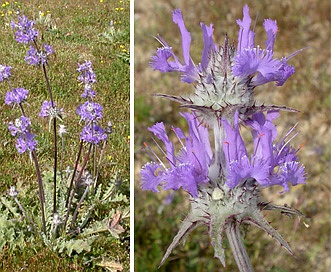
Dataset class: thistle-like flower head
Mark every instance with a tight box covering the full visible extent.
[8,116,31,136]
[150,5,304,126]
[15,132,37,154]
[77,60,97,99]
[143,5,307,269]
[39,100,63,119]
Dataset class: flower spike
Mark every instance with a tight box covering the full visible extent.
[143,5,307,270]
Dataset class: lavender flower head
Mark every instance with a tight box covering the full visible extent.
[222,110,306,192]
[8,116,37,154]
[39,100,63,118]
[149,5,306,129]
[25,43,54,66]
[8,116,31,136]
[141,112,213,197]
[151,5,302,87]
[5,88,29,106]
[80,124,107,145]
[77,60,97,85]
[11,15,38,44]
[77,61,97,99]
[0,65,12,81]
[15,132,37,154]
[232,5,299,86]
[81,83,96,99]
[76,101,103,122]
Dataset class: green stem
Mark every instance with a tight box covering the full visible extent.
[225,220,254,272]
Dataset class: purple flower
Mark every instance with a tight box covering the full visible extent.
[11,15,38,44]
[81,83,96,99]
[8,116,32,136]
[4,88,29,106]
[150,6,303,88]
[150,9,217,83]
[39,100,63,118]
[15,132,37,154]
[222,111,306,192]
[80,124,107,144]
[232,5,301,86]
[140,112,213,197]
[77,60,97,84]
[25,44,53,66]
[0,65,12,81]
[8,116,37,154]
[76,101,103,122]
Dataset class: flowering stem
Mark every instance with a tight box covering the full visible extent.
[52,118,58,214]
[31,150,46,234]
[65,140,83,208]
[93,138,107,191]
[41,63,58,214]
[60,134,65,181]
[42,64,54,105]
[92,144,97,178]
[70,184,90,229]
[13,196,36,231]
[16,102,46,234]
[225,220,254,272]
[63,142,92,231]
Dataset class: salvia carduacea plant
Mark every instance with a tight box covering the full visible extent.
[0,13,127,257]
[141,5,307,271]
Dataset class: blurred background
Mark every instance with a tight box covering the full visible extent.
[135,0,330,271]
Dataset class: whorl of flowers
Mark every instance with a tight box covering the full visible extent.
[76,60,107,145]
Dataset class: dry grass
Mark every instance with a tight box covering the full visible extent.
[134,0,330,271]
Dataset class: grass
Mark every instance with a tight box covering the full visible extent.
[0,0,130,271]
[134,0,330,271]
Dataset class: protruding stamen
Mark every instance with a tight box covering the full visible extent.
[295,143,304,154]
[153,34,170,48]
[171,127,185,148]
[143,142,167,169]
[277,131,299,157]
[151,137,176,167]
